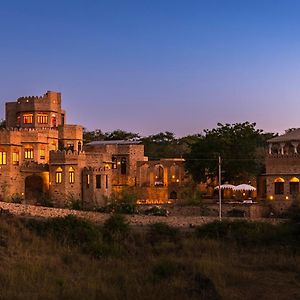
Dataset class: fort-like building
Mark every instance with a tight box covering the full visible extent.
[0,91,184,207]
[265,129,300,212]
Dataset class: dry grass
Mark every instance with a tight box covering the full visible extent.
[0,215,299,300]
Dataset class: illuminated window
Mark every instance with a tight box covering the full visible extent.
[37,114,48,124]
[39,149,46,159]
[12,152,19,165]
[0,152,7,165]
[87,174,90,188]
[55,167,63,184]
[274,177,284,195]
[69,167,75,184]
[112,157,117,169]
[96,175,101,189]
[24,148,34,159]
[23,114,33,124]
[290,177,299,195]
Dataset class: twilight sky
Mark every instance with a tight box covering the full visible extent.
[0,0,300,136]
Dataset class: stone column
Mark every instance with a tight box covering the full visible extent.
[280,143,285,155]
[268,143,273,155]
[291,142,299,154]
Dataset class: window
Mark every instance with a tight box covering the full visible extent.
[37,114,48,124]
[106,175,108,189]
[274,177,284,195]
[96,175,101,189]
[69,167,75,184]
[55,167,63,184]
[24,148,34,159]
[86,174,90,188]
[112,157,117,169]
[0,152,7,165]
[121,157,127,175]
[23,114,33,124]
[39,149,45,159]
[12,152,19,165]
[290,177,299,195]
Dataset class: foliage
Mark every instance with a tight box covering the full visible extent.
[64,193,83,210]
[11,193,23,204]
[144,206,168,216]
[148,222,179,243]
[142,132,201,159]
[99,188,138,214]
[185,122,275,183]
[36,195,54,207]
[195,220,292,246]
[178,184,203,206]
[103,214,130,243]
[83,128,140,143]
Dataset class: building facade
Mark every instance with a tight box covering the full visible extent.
[0,91,185,207]
[265,129,300,211]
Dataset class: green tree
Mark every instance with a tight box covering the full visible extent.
[0,119,6,129]
[185,122,274,183]
[104,129,140,141]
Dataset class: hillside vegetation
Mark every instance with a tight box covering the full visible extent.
[0,215,300,300]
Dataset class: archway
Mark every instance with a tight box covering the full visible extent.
[25,175,43,202]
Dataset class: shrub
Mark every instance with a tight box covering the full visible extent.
[11,193,23,204]
[65,193,83,210]
[195,220,285,246]
[36,195,53,207]
[148,222,179,244]
[103,214,130,243]
[144,206,168,216]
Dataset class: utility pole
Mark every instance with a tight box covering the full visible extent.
[218,155,222,221]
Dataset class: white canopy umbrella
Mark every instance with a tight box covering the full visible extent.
[214,184,236,190]
[233,184,256,191]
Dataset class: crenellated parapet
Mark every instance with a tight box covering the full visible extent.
[49,150,86,165]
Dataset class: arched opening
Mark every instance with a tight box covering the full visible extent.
[290,177,299,196]
[25,175,43,202]
[274,177,284,195]
[170,191,177,200]
[69,167,75,184]
[154,165,164,186]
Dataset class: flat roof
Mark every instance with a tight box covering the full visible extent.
[86,140,141,146]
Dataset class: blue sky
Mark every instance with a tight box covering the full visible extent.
[0,0,300,136]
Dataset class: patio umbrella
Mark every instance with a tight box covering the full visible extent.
[233,184,256,191]
[214,184,236,190]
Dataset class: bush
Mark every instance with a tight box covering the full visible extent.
[103,214,130,243]
[11,193,23,204]
[26,215,100,248]
[148,222,179,244]
[195,220,286,246]
[65,194,83,210]
[144,206,168,216]
[36,195,53,207]
[97,203,138,214]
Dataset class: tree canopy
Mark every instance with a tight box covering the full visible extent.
[185,122,275,183]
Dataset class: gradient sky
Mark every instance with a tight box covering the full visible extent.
[0,0,300,136]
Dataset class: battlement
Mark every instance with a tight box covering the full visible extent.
[50,150,86,164]
[16,91,61,103]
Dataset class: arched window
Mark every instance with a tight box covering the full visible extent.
[55,167,63,184]
[69,167,75,184]
[290,177,299,195]
[274,177,284,195]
